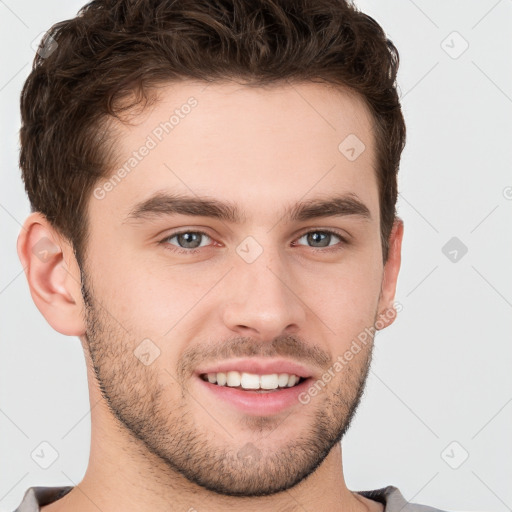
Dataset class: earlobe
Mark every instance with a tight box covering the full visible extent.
[17,212,86,336]
[376,218,404,330]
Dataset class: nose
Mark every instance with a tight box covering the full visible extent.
[220,244,307,341]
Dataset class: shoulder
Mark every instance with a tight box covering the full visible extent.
[12,486,74,512]
[357,485,450,512]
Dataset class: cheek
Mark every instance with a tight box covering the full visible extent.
[87,228,383,341]
[87,231,185,305]
[309,258,382,340]
[96,256,226,347]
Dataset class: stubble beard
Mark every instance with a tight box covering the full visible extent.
[80,270,375,497]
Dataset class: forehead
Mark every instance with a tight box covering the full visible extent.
[92,80,379,223]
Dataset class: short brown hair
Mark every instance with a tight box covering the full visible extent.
[19,0,406,266]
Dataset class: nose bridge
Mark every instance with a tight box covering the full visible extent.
[221,237,306,337]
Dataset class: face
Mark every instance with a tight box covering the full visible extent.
[80,80,395,496]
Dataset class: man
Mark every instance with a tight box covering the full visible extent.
[14,0,448,510]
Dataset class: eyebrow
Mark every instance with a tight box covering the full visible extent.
[124,191,372,224]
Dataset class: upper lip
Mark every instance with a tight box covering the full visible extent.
[195,358,314,379]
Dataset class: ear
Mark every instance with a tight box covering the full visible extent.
[17,212,86,336]
[376,217,404,330]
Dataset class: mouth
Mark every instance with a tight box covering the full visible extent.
[196,371,313,415]
[193,359,316,415]
[199,371,308,393]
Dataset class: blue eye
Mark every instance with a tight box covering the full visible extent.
[294,230,346,249]
[160,231,213,253]
[159,228,347,255]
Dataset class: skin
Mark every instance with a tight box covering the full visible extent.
[18,80,403,512]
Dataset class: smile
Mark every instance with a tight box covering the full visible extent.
[199,371,305,392]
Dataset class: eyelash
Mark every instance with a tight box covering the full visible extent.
[159,229,348,255]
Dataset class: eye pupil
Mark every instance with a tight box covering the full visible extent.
[167,230,340,253]
[178,232,202,248]
[308,232,330,247]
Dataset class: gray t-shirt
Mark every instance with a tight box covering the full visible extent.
[13,485,449,511]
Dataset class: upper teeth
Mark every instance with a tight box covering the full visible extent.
[202,371,302,390]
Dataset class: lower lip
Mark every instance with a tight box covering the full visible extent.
[196,376,312,416]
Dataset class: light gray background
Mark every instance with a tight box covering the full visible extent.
[1,1,511,511]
